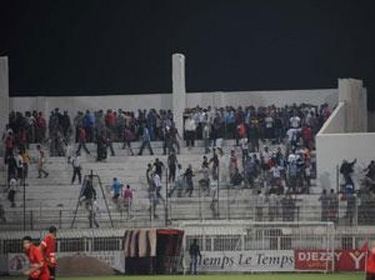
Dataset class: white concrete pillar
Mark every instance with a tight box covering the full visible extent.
[338,78,364,133]
[172,53,186,137]
[0,57,9,159]
[0,57,9,135]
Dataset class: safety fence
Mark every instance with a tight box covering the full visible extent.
[0,194,374,232]
[1,222,374,275]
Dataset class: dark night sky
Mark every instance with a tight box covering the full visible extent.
[1,0,375,109]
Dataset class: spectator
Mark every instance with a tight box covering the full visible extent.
[169,123,181,154]
[328,189,339,224]
[184,164,194,197]
[71,152,82,185]
[36,145,49,178]
[184,115,196,149]
[105,129,115,157]
[61,110,71,141]
[199,163,210,193]
[4,130,15,164]
[153,172,165,215]
[123,184,133,219]
[76,127,91,155]
[302,125,313,148]
[365,161,375,179]
[319,189,329,222]
[189,239,202,275]
[345,183,356,226]
[0,204,6,224]
[80,177,97,209]
[7,178,18,207]
[290,114,301,129]
[20,148,30,181]
[209,149,220,181]
[168,164,183,198]
[168,151,178,184]
[73,111,83,142]
[268,189,280,221]
[304,160,311,194]
[230,167,243,187]
[255,190,265,221]
[83,110,95,142]
[122,126,135,156]
[36,111,47,143]
[281,192,295,221]
[89,200,100,228]
[16,150,24,182]
[96,131,108,161]
[202,122,211,154]
[146,163,154,189]
[340,159,357,188]
[111,177,122,204]
[7,153,17,183]
[209,179,219,217]
[248,115,260,152]
[240,137,249,168]
[138,125,154,156]
[229,149,238,178]
[154,158,165,180]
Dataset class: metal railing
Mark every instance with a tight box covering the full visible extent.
[1,193,374,231]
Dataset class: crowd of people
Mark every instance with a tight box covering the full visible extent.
[183,103,331,150]
[1,102,334,223]
[182,103,330,195]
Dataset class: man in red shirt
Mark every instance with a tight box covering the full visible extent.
[22,236,50,280]
[367,242,375,280]
[4,131,15,164]
[76,127,91,155]
[39,226,57,280]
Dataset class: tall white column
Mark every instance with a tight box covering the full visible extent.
[172,53,186,137]
[338,78,365,133]
[0,57,9,136]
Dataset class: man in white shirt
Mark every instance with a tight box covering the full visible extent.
[184,116,196,149]
[8,178,18,207]
[290,115,301,128]
[154,173,165,208]
[265,115,274,140]
[71,153,82,185]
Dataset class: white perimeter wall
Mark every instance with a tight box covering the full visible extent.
[9,89,338,116]
[9,94,172,114]
[316,132,375,190]
[187,89,338,109]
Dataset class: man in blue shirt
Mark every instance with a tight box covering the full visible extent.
[111,177,122,203]
[83,110,95,142]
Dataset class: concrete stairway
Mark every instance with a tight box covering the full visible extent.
[0,140,328,231]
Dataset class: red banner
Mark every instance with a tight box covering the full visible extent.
[295,250,334,270]
[295,249,366,271]
[336,250,366,271]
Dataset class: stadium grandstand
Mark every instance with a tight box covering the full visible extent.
[0,53,374,279]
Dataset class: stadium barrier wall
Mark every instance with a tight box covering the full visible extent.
[9,88,338,117]
[1,223,374,275]
[295,249,366,272]
[195,250,294,272]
